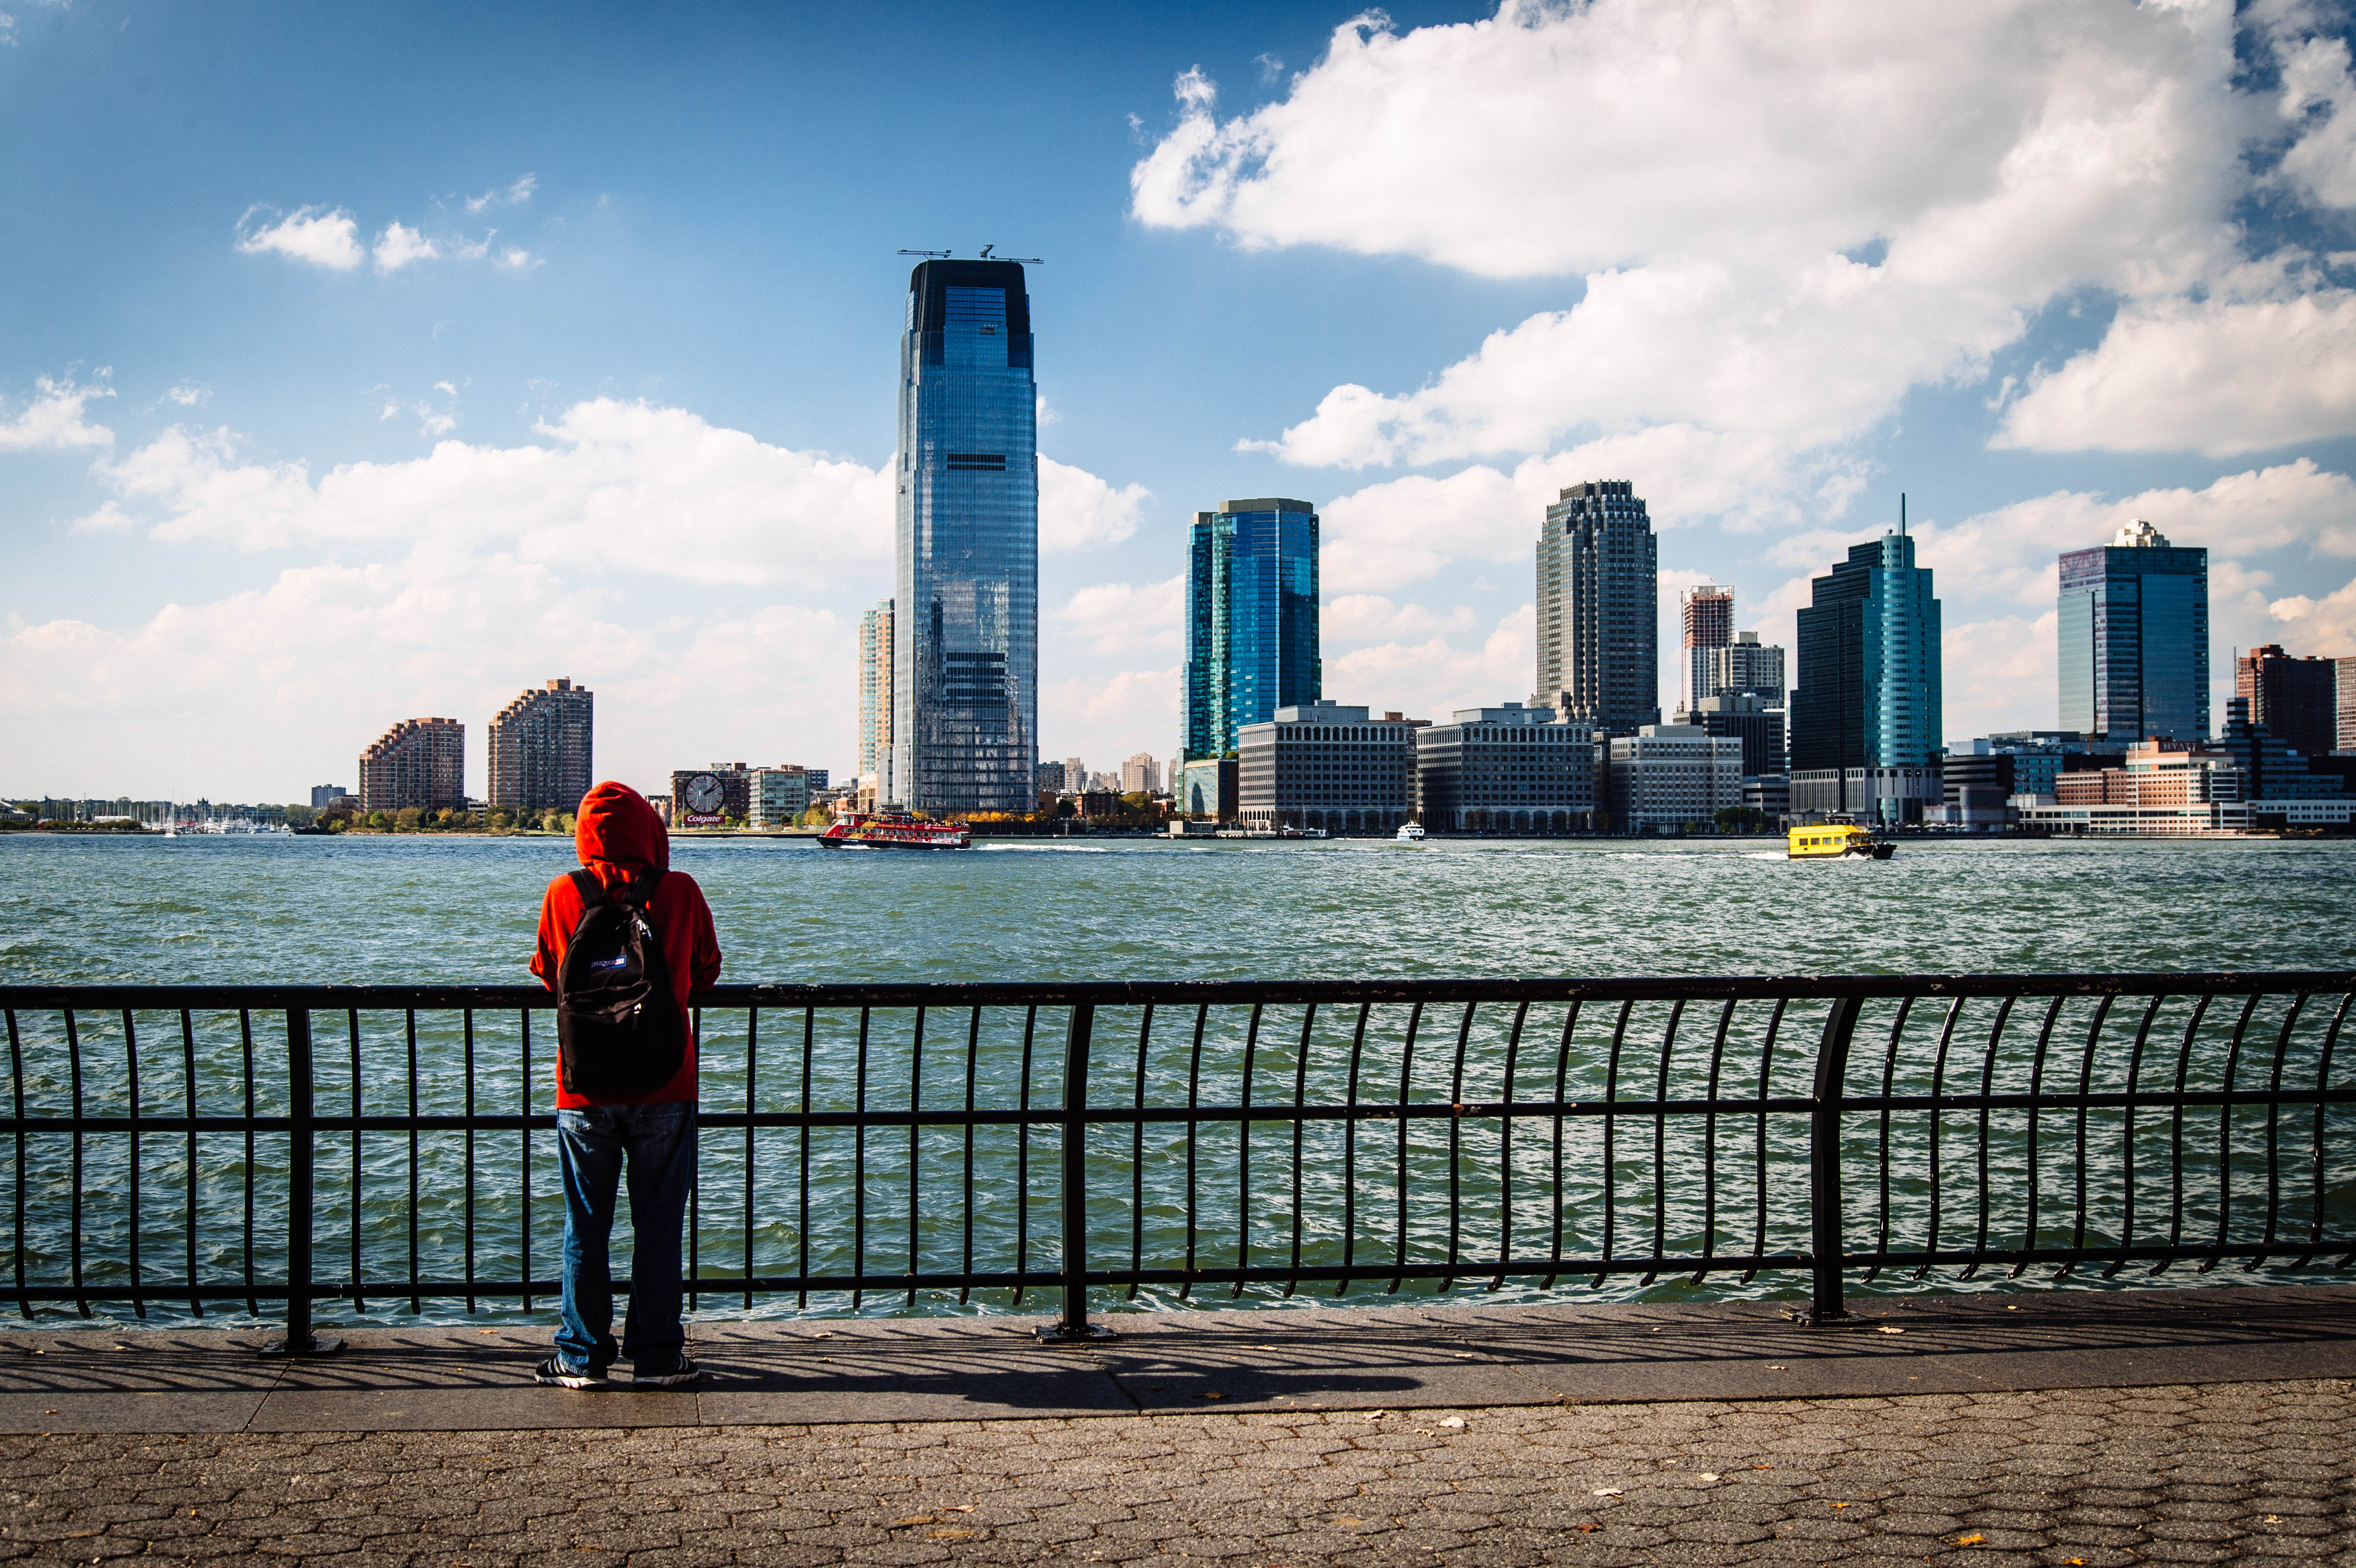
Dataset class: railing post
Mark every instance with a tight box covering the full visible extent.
[1806,994,1862,1326]
[1043,1002,1110,1342]
[262,1008,341,1357]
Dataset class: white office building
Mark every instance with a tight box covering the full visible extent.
[1414,702,1596,834]
[1238,701,1424,832]
[1607,724,1743,833]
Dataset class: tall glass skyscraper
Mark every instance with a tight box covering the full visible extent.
[1535,481,1659,732]
[1792,529,1942,771]
[1181,499,1321,761]
[2057,520,2208,743]
[894,261,1037,815]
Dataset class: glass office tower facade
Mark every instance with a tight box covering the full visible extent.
[1181,499,1321,761]
[894,261,1037,815]
[1792,530,1942,771]
[2057,520,2208,744]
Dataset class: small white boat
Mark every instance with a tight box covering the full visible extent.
[1396,823,1428,842]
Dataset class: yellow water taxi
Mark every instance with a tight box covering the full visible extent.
[1788,823,1894,860]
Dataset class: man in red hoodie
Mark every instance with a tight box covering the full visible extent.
[530,782,722,1389]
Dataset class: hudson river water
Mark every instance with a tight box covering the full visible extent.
[5,832,2354,985]
[1,834,2351,1327]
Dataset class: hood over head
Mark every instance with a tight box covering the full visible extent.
[573,782,670,891]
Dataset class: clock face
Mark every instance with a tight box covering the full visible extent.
[685,774,724,814]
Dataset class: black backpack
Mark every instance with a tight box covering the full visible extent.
[555,869,687,1100]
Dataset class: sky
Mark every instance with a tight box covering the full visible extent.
[6,0,2356,803]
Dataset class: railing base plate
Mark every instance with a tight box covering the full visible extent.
[259,1335,345,1357]
[1036,1323,1117,1345]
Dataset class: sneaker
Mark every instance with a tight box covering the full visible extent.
[534,1356,611,1390]
[631,1356,704,1387]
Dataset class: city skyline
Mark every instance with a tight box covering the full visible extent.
[7,3,2356,798]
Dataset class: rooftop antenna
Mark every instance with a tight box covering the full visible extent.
[1900,492,1907,535]
[896,248,952,258]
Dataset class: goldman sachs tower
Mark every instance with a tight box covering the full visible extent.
[892,259,1039,815]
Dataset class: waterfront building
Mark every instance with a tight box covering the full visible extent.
[1742,773,1789,824]
[1681,585,1734,711]
[1938,752,2017,831]
[1174,756,1239,821]
[358,718,464,814]
[859,599,895,804]
[486,677,594,813]
[2055,740,2239,810]
[1237,701,1422,833]
[747,766,812,828]
[2016,730,2356,832]
[1674,691,1785,777]
[1951,731,2128,802]
[1414,702,1595,835]
[1121,752,1161,795]
[1606,724,1742,833]
[1701,632,1787,706]
[669,763,750,827]
[2021,738,2259,835]
[1181,499,1321,762]
[2213,697,2346,801]
[308,784,349,809]
[2341,656,2356,752]
[1035,760,1066,795]
[2237,644,2337,759]
[1792,523,1942,773]
[1789,766,1942,825]
[1535,481,1659,731]
[895,259,1039,817]
[2057,520,2209,743]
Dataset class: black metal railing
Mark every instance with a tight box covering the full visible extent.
[1,973,2351,1349]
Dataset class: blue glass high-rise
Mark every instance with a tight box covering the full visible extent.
[1181,499,1320,761]
[894,261,1037,815]
[2056,520,2208,743]
[1792,528,1942,771]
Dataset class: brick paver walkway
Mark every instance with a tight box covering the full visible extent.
[2,1376,2349,1567]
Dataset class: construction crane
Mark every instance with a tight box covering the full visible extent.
[896,248,951,258]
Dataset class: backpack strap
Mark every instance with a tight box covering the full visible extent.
[571,866,664,909]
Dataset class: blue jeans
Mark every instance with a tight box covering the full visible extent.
[554,1102,697,1373]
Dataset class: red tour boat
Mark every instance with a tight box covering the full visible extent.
[817,811,973,851]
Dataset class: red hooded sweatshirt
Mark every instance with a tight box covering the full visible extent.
[532,782,722,1108]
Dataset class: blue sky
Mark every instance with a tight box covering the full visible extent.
[7,0,2356,801]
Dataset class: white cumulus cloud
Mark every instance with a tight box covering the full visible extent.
[1038,455,1149,550]
[372,221,440,272]
[98,399,896,588]
[236,206,365,271]
[1319,427,1833,594]
[1996,275,2356,456]
[1054,577,1183,659]
[0,372,114,451]
[1137,0,2356,497]
[2272,32,2356,208]
[1325,606,1535,722]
